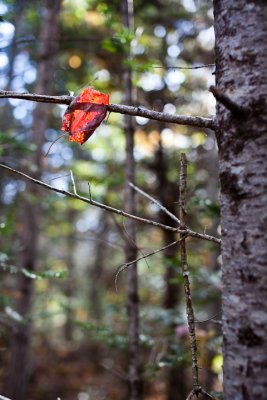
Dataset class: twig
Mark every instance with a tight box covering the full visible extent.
[70,170,77,195]
[122,218,151,271]
[0,163,220,244]
[209,85,248,115]
[101,361,128,381]
[44,132,67,157]
[186,229,220,244]
[129,182,180,225]
[152,63,215,70]
[179,153,200,392]
[0,90,215,130]
[115,238,185,290]
[200,388,218,400]
[186,390,196,400]
[195,311,222,323]
[87,181,92,201]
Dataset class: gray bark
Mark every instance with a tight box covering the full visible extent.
[121,1,143,399]
[213,1,267,399]
[7,1,61,399]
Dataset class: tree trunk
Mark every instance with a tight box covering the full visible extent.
[7,2,61,399]
[213,1,267,399]
[121,1,143,399]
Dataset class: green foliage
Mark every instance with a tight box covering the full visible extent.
[0,260,67,281]
[76,320,128,349]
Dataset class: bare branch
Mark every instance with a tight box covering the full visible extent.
[0,162,175,231]
[186,390,196,400]
[115,238,185,290]
[186,229,220,244]
[70,170,77,195]
[0,163,220,244]
[129,181,180,225]
[179,153,200,391]
[200,388,219,400]
[152,63,215,70]
[179,154,219,400]
[209,85,248,115]
[87,181,92,201]
[195,311,222,324]
[101,361,128,381]
[0,90,215,130]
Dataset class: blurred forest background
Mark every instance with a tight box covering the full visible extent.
[0,0,222,399]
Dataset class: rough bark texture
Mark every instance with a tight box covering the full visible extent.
[213,1,267,399]
[7,2,61,399]
[121,1,143,399]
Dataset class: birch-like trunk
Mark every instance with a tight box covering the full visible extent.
[213,1,267,398]
[7,2,61,399]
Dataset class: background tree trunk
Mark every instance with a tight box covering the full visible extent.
[213,1,267,398]
[7,1,61,399]
[121,1,143,399]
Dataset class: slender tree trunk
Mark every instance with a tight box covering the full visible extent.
[88,212,109,322]
[7,2,61,399]
[121,1,143,399]
[155,141,187,400]
[64,210,77,341]
[213,1,267,399]
[5,1,26,90]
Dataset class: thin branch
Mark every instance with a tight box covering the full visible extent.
[152,63,215,70]
[0,162,174,231]
[101,361,128,381]
[186,390,196,400]
[44,132,67,157]
[70,170,77,195]
[195,311,222,324]
[115,238,184,290]
[209,85,248,115]
[122,218,151,271]
[179,153,200,391]
[179,154,219,400]
[0,163,220,244]
[129,182,180,225]
[200,388,219,400]
[87,181,92,201]
[0,90,215,130]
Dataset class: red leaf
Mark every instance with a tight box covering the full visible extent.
[61,87,109,144]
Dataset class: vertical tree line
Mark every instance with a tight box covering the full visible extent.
[121,0,143,399]
[7,1,62,398]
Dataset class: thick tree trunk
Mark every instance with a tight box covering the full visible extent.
[121,1,143,399]
[7,2,61,399]
[213,1,267,399]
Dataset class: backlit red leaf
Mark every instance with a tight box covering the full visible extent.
[61,87,109,144]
